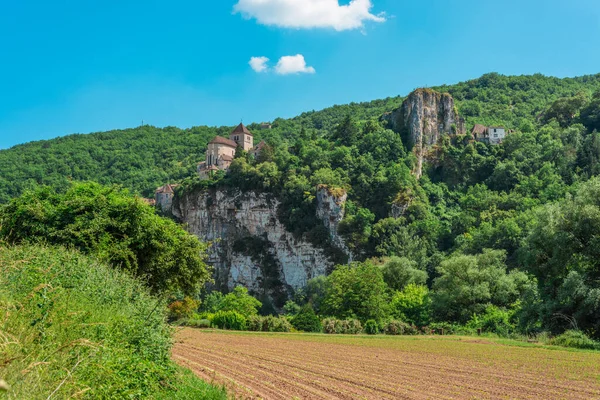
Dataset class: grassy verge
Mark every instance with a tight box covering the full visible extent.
[0,244,227,400]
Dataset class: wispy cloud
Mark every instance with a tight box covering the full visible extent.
[234,0,385,31]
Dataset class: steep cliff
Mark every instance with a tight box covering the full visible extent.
[170,186,350,309]
[388,89,464,178]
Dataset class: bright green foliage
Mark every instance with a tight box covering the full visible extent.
[364,320,379,335]
[218,286,262,318]
[322,262,390,322]
[0,244,226,400]
[550,330,600,350]
[432,250,532,323]
[291,304,322,333]
[390,284,432,326]
[211,311,247,331]
[0,182,212,295]
[467,305,517,337]
[381,257,428,291]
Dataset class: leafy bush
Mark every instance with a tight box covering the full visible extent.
[203,287,262,318]
[391,284,432,326]
[383,320,418,335]
[247,315,292,332]
[186,319,212,329]
[212,311,247,331]
[550,330,600,350]
[168,296,201,321]
[322,318,363,334]
[0,244,225,399]
[467,305,516,337]
[291,304,322,332]
[364,320,379,335]
[0,182,212,295]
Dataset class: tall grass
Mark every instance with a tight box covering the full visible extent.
[0,244,226,399]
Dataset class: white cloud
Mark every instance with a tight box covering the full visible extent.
[249,56,270,73]
[233,0,385,31]
[274,55,316,75]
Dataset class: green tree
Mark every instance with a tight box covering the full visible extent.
[0,182,212,294]
[322,262,390,322]
[219,286,262,318]
[432,250,531,323]
[390,284,432,326]
[380,257,428,291]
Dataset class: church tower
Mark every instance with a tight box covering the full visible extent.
[230,123,254,152]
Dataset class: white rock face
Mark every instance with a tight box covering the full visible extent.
[316,186,353,262]
[172,187,350,306]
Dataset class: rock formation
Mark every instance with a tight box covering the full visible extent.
[388,89,464,178]
[169,186,350,308]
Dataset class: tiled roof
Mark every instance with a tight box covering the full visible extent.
[471,124,488,135]
[220,154,234,162]
[209,136,238,148]
[231,123,253,136]
[155,184,177,194]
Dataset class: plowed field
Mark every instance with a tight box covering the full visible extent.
[173,329,600,399]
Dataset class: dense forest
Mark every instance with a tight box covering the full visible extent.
[3,72,600,342]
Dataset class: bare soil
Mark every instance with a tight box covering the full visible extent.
[173,329,600,400]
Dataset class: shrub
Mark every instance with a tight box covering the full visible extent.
[214,286,262,318]
[247,315,292,332]
[322,318,363,334]
[383,320,418,335]
[550,330,600,350]
[291,304,322,332]
[168,296,200,320]
[212,311,247,331]
[186,319,212,329]
[390,284,432,326]
[467,305,516,337]
[365,320,379,335]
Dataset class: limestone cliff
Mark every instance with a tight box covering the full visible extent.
[169,186,350,308]
[388,89,464,178]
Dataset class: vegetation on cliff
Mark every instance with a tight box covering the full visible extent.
[2,73,600,341]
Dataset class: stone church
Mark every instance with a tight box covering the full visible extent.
[198,123,265,179]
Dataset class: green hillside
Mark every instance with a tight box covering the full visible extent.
[2,73,600,203]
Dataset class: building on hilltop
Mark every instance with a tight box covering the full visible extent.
[155,183,179,213]
[198,123,258,180]
[471,124,507,145]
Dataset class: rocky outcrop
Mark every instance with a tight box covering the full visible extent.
[388,89,464,178]
[171,187,350,308]
[316,186,352,262]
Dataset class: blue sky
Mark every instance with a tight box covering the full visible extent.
[0,0,599,149]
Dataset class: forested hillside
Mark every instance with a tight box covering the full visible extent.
[3,72,600,340]
[2,73,600,203]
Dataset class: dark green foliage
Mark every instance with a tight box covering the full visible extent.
[0,244,226,400]
[211,311,247,330]
[380,257,428,291]
[550,330,600,350]
[364,319,379,335]
[0,182,212,295]
[291,304,322,332]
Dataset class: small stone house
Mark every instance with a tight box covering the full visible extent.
[155,183,179,212]
[472,124,507,145]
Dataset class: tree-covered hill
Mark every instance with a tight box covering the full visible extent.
[2,72,600,204]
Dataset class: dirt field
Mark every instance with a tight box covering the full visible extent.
[173,329,600,399]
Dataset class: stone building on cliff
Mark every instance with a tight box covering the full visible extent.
[198,123,255,179]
